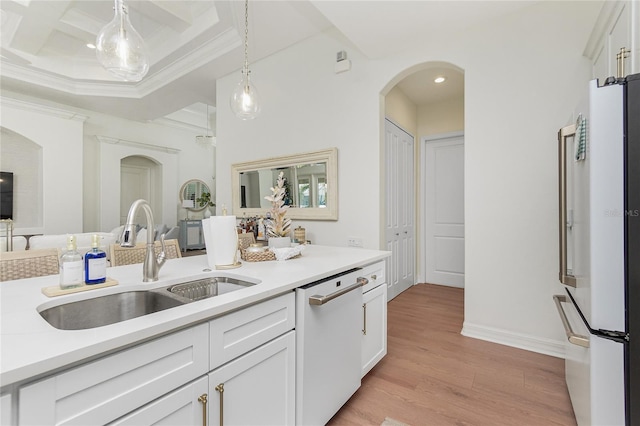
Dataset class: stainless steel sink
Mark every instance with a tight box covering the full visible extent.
[40,290,185,330]
[39,277,257,330]
[167,277,256,302]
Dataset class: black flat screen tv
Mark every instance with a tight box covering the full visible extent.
[0,172,14,220]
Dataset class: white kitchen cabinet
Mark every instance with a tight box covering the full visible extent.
[210,292,295,369]
[586,0,639,82]
[108,377,208,426]
[362,281,387,377]
[208,331,296,426]
[18,323,209,426]
[1,393,11,426]
[358,260,388,377]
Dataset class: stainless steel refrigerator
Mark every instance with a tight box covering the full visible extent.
[555,73,639,426]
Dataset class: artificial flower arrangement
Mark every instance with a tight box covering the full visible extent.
[264,171,292,238]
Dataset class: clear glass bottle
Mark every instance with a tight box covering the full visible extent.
[84,234,107,285]
[60,235,83,290]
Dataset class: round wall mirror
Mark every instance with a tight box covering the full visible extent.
[180,179,212,211]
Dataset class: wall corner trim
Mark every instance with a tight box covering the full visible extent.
[95,135,181,154]
[1,96,88,122]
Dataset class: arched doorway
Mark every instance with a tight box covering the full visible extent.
[0,127,44,232]
[120,155,162,226]
[381,61,465,300]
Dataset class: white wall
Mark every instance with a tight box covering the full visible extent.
[1,94,215,235]
[417,97,464,138]
[0,98,85,235]
[217,1,602,356]
[385,86,417,137]
[217,30,381,247]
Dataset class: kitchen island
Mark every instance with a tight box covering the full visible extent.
[1,244,389,425]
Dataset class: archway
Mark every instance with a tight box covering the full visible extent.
[0,127,44,232]
[380,61,465,299]
[120,155,163,226]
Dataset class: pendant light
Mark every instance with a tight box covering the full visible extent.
[229,0,261,120]
[196,104,215,147]
[96,0,149,82]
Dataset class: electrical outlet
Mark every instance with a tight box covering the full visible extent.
[347,237,363,248]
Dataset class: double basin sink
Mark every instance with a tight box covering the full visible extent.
[39,277,256,330]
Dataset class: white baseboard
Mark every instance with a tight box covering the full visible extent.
[461,321,566,359]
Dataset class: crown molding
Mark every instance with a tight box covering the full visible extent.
[95,135,181,154]
[0,96,89,121]
[1,27,241,100]
[136,27,241,97]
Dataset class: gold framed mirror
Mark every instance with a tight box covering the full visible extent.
[231,148,338,220]
[180,179,212,212]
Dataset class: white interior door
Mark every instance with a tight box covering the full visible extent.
[385,119,415,301]
[120,165,150,225]
[424,134,465,287]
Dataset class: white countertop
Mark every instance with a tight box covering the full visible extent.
[0,245,389,388]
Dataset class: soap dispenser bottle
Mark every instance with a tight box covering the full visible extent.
[60,235,83,290]
[85,234,107,284]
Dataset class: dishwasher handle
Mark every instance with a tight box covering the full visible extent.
[309,277,368,305]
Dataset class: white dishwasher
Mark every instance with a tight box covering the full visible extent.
[295,268,368,425]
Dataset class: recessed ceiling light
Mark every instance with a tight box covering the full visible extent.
[86,43,96,49]
[434,76,446,84]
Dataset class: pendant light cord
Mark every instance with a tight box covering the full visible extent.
[243,0,249,75]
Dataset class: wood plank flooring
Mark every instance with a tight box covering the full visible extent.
[327,283,577,426]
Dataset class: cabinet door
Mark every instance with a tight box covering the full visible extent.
[1,393,11,426]
[208,331,295,426]
[19,323,209,425]
[362,283,387,377]
[109,377,208,426]
[588,1,636,81]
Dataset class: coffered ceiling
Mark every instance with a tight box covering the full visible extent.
[0,1,547,123]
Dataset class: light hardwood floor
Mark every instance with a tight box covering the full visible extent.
[327,283,577,426]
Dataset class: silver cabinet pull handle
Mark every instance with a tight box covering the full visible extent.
[553,295,589,348]
[198,394,208,426]
[558,124,577,287]
[309,278,367,305]
[362,303,367,335]
[215,383,224,425]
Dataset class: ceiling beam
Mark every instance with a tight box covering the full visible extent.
[9,0,72,55]
[130,0,192,33]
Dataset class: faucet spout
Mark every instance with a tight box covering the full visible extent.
[120,199,167,282]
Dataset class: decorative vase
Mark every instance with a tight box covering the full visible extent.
[268,236,290,249]
[203,207,212,218]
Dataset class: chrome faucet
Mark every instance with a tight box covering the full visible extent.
[120,199,167,282]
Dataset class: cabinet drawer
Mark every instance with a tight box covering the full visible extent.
[19,323,209,426]
[210,292,295,369]
[360,260,386,293]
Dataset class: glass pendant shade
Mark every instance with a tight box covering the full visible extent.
[230,71,261,120]
[96,0,149,82]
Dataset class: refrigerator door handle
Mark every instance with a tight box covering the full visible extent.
[563,288,629,344]
[558,124,577,287]
[553,294,590,347]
